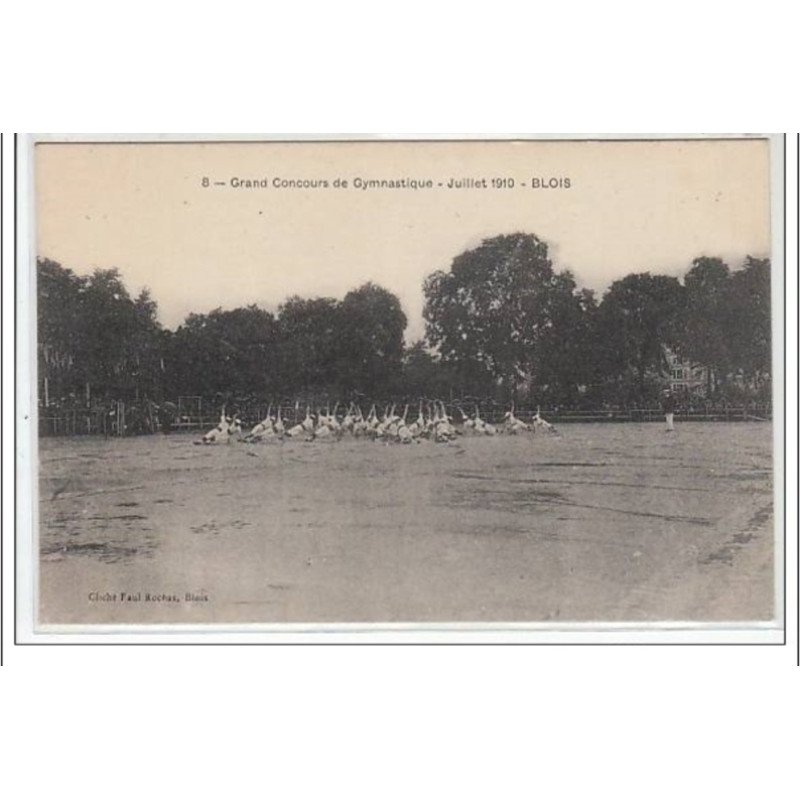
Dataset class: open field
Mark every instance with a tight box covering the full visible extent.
[37,423,775,625]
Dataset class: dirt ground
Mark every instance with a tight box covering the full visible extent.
[36,422,775,625]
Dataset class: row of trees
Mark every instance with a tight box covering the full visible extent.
[38,259,408,406]
[38,259,166,406]
[166,284,406,399]
[37,234,771,413]
[423,234,770,405]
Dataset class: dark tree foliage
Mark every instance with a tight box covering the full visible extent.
[401,341,459,401]
[128,288,167,400]
[673,255,771,398]
[168,305,279,399]
[269,284,408,400]
[38,258,86,392]
[726,256,771,388]
[38,259,163,404]
[38,246,773,416]
[423,233,587,401]
[676,257,732,393]
[335,282,407,396]
[276,296,343,395]
[537,283,601,405]
[596,273,685,402]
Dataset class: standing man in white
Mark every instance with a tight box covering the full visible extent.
[661,389,676,432]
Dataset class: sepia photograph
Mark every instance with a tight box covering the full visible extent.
[20,135,782,635]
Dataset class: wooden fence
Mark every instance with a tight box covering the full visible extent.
[39,401,158,437]
[536,405,772,424]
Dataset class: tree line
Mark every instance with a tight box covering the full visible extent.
[37,234,771,414]
[423,234,770,407]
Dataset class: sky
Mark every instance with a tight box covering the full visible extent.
[35,138,772,342]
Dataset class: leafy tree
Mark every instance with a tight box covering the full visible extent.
[169,305,278,399]
[276,296,341,395]
[37,258,86,403]
[401,340,458,400]
[80,268,167,401]
[727,256,771,390]
[423,233,579,400]
[38,260,167,404]
[537,282,600,405]
[674,255,771,398]
[80,268,134,385]
[336,282,407,396]
[676,257,732,394]
[596,273,685,402]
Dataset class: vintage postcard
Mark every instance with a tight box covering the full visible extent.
[16,134,784,640]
